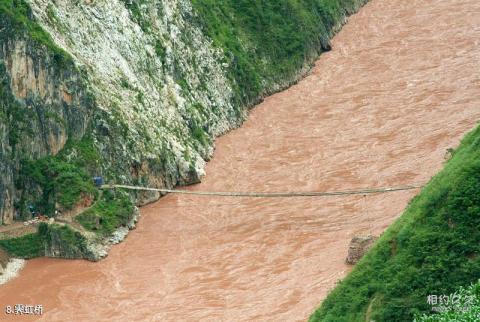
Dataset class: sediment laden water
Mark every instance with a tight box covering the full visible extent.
[1,0,480,321]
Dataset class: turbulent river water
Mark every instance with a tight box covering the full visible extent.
[2,0,480,321]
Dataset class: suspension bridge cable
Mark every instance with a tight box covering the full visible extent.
[100,184,423,198]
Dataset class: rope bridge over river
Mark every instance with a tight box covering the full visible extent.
[100,184,424,198]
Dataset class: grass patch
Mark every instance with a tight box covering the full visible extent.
[310,125,480,321]
[76,190,134,236]
[120,77,133,90]
[120,0,152,32]
[0,232,44,258]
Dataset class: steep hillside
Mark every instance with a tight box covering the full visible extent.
[0,0,367,257]
[310,124,480,321]
[191,0,367,103]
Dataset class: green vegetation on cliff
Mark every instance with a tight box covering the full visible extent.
[1,0,92,220]
[0,0,72,65]
[23,158,92,210]
[0,62,35,153]
[310,125,480,321]
[76,190,134,236]
[18,142,97,216]
[191,0,365,105]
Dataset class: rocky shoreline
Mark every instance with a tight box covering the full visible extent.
[0,258,25,285]
[0,205,140,285]
[83,206,140,261]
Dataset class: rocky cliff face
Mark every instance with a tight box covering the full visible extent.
[0,0,367,225]
[1,0,242,223]
[0,20,93,224]
[28,0,244,184]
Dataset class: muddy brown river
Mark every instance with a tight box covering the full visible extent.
[2,0,480,321]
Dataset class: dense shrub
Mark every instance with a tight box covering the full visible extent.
[76,190,134,236]
[19,155,95,214]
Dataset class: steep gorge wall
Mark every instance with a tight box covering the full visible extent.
[29,0,244,183]
[0,11,93,223]
[0,0,367,224]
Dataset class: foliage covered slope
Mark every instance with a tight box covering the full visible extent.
[310,124,480,321]
[192,0,367,105]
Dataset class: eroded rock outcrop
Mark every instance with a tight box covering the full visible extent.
[345,235,377,265]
